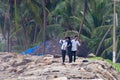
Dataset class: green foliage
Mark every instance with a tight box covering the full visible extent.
[46,24,64,38]
[27,0,42,25]
[106,59,120,73]
[0,0,120,60]
[58,30,78,38]
[89,57,103,60]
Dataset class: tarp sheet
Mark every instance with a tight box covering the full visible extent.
[20,41,49,56]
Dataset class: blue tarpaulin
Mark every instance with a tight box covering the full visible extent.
[21,45,39,55]
[21,41,49,56]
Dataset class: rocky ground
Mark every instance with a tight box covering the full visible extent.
[0,52,120,80]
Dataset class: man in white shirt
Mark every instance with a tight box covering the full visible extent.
[71,36,81,62]
[59,37,68,65]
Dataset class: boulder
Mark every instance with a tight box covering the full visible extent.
[43,55,54,65]
[87,53,96,58]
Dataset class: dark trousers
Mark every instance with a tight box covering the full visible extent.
[72,51,77,62]
[62,50,66,63]
[68,50,72,63]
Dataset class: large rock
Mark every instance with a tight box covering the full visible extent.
[77,41,90,58]
[43,54,54,65]
[87,53,96,58]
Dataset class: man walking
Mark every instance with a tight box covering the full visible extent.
[59,37,68,65]
[67,37,72,63]
[71,36,81,62]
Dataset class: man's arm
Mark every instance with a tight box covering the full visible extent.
[77,41,81,46]
[59,40,63,44]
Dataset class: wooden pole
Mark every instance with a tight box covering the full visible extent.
[113,0,116,63]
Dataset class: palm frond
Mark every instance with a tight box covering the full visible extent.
[101,45,112,57]
[47,24,64,38]
[58,30,78,38]
[92,25,111,38]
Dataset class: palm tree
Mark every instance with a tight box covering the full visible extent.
[78,0,88,37]
[0,0,120,61]
[42,0,46,55]
[70,0,114,57]
[84,0,113,56]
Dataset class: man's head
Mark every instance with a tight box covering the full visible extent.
[67,36,71,40]
[74,35,79,40]
[64,37,68,40]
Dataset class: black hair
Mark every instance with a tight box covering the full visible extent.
[65,37,68,39]
[75,35,78,37]
[67,36,71,40]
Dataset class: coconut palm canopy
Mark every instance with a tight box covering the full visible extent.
[0,0,120,61]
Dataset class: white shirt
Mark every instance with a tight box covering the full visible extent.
[71,39,80,51]
[59,40,67,50]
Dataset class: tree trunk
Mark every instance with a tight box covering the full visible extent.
[21,24,29,50]
[33,24,38,44]
[95,26,112,56]
[6,32,9,52]
[42,0,46,55]
[72,0,76,16]
[4,6,11,52]
[78,0,88,37]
